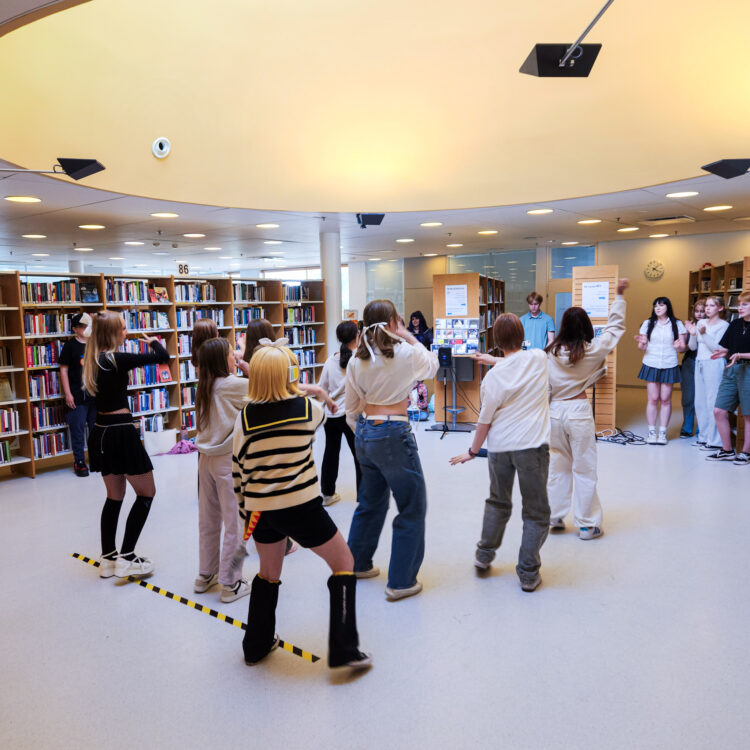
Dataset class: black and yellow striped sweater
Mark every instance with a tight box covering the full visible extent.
[232,396,326,512]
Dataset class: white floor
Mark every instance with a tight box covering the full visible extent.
[1,389,748,750]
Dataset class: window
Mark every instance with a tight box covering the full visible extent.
[549,246,595,279]
[366,259,404,314]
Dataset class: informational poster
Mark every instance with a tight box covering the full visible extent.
[445,284,468,316]
[432,318,480,354]
[581,281,609,317]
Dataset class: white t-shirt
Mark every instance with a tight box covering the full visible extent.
[639,318,687,369]
[688,319,730,361]
[478,348,550,452]
[317,352,348,418]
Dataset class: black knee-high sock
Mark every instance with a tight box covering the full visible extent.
[120,495,153,559]
[100,498,122,557]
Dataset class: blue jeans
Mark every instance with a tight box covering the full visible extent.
[66,399,97,463]
[347,416,427,590]
[680,354,696,435]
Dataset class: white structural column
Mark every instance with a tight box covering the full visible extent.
[319,231,342,354]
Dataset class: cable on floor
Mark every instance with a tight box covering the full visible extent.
[596,428,646,446]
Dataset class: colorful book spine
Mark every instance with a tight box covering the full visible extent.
[33,430,71,458]
[0,408,21,434]
[233,283,265,302]
[31,405,66,430]
[234,307,264,326]
[174,283,217,302]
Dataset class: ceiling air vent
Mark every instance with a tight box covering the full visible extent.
[639,215,695,226]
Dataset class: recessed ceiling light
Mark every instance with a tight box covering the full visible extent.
[183,233,206,238]
[507,260,517,264]
[478,230,498,235]
[561,241,579,246]
[134,264,148,267]
[22,234,46,239]
[109,256,125,260]
[264,240,283,245]
[75,247,94,252]
[153,252,169,256]
[703,205,732,212]
[204,247,221,251]
[420,222,443,227]
[564,256,577,260]
[125,241,145,246]
[577,219,601,225]
[649,233,669,238]
[256,223,280,229]
[388,259,399,262]
[230,263,241,267]
[617,227,639,233]
[32,253,49,257]
[527,208,553,215]
[396,238,414,243]
[369,257,382,261]
[446,243,463,248]
[150,212,179,218]
[665,191,699,198]
[78,224,105,230]
[219,256,233,259]
[4,195,40,203]
[422,253,438,257]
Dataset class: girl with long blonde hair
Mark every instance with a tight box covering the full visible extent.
[83,311,170,580]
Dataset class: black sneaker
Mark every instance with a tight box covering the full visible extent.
[73,462,89,477]
[706,449,735,462]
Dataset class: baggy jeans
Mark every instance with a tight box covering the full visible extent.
[694,358,725,448]
[347,416,427,590]
[476,444,550,583]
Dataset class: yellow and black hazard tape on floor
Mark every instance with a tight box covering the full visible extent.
[71,553,320,663]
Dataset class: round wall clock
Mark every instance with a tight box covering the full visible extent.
[644,259,664,280]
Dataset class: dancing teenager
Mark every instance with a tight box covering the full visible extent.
[706,292,750,464]
[406,310,433,350]
[82,311,170,578]
[232,342,370,669]
[546,279,629,540]
[318,321,362,506]
[452,313,551,592]
[679,299,705,438]
[685,297,728,451]
[634,297,687,444]
[194,338,251,602]
[345,299,438,601]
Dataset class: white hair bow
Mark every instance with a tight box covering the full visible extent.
[361,321,404,359]
[258,337,290,348]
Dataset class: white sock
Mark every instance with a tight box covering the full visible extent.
[648,425,656,433]
[658,427,666,435]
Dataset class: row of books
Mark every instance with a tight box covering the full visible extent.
[106,280,168,304]
[285,306,315,324]
[181,385,197,407]
[1,439,15,463]
[179,361,197,381]
[31,405,66,431]
[174,283,217,302]
[25,342,61,367]
[21,280,80,304]
[24,313,70,335]
[33,431,71,459]
[283,285,311,302]
[121,337,166,355]
[182,410,196,430]
[234,307,265,326]
[177,334,192,356]
[0,408,21,434]
[136,415,166,438]
[287,327,317,345]
[175,309,224,328]
[297,349,317,367]
[127,388,169,414]
[29,371,61,400]
[127,364,173,387]
[233,283,266,302]
[122,310,170,330]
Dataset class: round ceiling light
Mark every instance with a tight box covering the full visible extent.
[4,195,41,203]
[78,224,105,230]
[150,212,179,218]
[22,234,46,239]
[420,222,443,227]
[256,223,280,229]
[577,219,601,225]
[183,233,206,238]
[527,209,553,215]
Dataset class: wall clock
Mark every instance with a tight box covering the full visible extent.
[644,259,664,280]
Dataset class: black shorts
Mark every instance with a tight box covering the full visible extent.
[251,497,338,548]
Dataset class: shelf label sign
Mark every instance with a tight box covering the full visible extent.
[176,263,190,277]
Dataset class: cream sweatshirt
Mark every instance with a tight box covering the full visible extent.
[194,374,249,456]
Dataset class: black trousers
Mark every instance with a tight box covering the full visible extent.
[320,416,361,497]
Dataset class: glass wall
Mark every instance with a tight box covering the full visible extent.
[549,245,596,279]
[366,259,404,315]
[447,249,536,315]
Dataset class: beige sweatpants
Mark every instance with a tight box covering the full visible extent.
[547,399,602,529]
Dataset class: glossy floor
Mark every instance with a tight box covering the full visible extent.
[1,389,747,749]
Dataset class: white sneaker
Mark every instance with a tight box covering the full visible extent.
[322,493,341,507]
[656,432,668,445]
[579,526,603,540]
[194,573,219,593]
[115,555,154,579]
[385,581,423,601]
[646,431,658,445]
[354,566,380,579]
[220,579,251,603]
[99,554,117,579]
[549,517,565,532]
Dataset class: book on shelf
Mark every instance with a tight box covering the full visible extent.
[700,280,710,292]
[79,282,99,303]
[153,287,169,303]
[157,364,172,383]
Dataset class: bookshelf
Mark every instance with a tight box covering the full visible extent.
[0,271,328,477]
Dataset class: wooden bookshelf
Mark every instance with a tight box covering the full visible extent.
[281,280,328,385]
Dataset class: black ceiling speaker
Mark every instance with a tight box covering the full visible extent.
[56,158,105,180]
[356,213,385,229]
[701,159,750,179]
[520,43,602,77]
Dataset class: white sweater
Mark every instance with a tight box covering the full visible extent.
[194,375,248,456]
[688,319,729,360]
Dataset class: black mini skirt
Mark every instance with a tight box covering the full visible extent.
[88,413,154,476]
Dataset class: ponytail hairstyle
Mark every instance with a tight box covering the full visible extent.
[82,311,125,395]
[242,318,275,364]
[191,318,219,367]
[646,297,679,341]
[546,307,594,365]
[355,299,399,361]
[195,338,230,431]
[336,320,359,370]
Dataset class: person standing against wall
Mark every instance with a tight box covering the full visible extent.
[520,292,555,350]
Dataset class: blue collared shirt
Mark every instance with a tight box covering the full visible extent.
[520,311,555,350]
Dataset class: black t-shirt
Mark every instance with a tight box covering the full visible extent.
[58,338,91,404]
[718,318,750,357]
